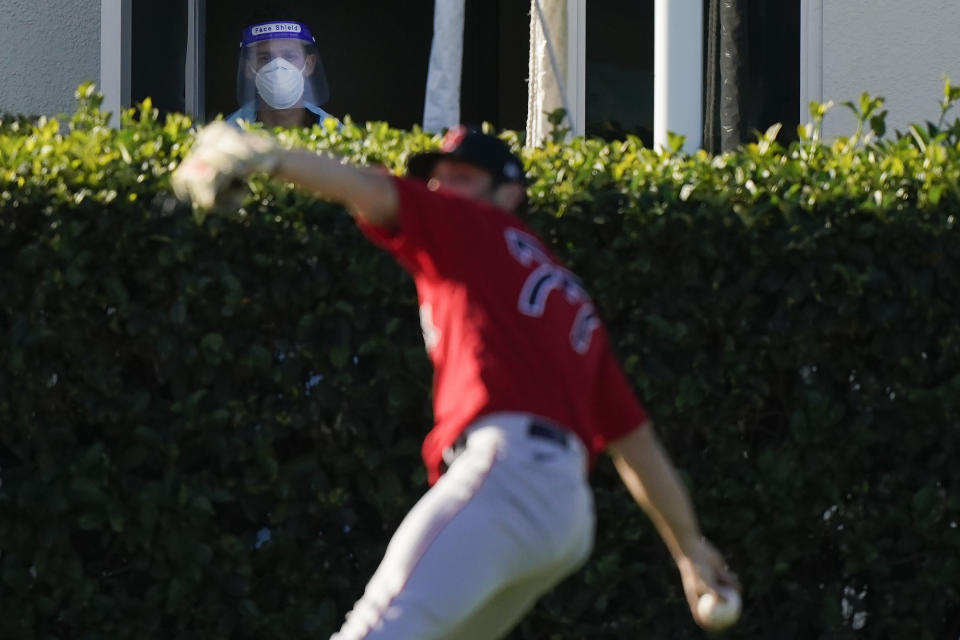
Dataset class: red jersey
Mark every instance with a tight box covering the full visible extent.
[357,177,648,484]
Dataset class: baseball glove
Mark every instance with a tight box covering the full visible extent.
[171,121,279,216]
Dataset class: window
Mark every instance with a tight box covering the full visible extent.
[129,1,529,131]
[124,1,799,144]
[746,1,800,142]
[202,0,434,127]
[460,0,530,131]
[131,3,188,115]
[585,0,654,143]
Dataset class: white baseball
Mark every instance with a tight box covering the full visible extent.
[697,586,741,629]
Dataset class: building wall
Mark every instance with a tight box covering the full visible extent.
[0,0,101,117]
[821,0,960,138]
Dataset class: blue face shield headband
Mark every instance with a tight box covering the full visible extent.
[241,21,315,47]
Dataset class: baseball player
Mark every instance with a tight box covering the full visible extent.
[171,123,740,638]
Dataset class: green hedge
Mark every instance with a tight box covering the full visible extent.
[1,84,959,639]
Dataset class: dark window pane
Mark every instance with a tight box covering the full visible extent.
[746,1,800,143]
[586,1,654,143]
[460,0,530,132]
[132,2,188,115]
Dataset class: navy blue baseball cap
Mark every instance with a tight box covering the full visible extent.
[408,126,526,184]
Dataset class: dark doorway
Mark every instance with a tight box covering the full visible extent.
[585,0,655,144]
[132,2,188,115]
[460,0,531,132]
[745,1,801,143]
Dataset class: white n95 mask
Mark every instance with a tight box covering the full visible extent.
[254,57,306,109]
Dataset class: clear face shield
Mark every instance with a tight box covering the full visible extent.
[235,21,330,113]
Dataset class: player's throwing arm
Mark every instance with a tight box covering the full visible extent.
[171,121,399,228]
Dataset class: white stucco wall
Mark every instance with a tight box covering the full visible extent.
[819,0,960,139]
[0,0,101,117]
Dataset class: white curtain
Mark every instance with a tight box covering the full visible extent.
[526,0,570,146]
[423,0,466,132]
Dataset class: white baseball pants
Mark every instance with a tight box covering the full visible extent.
[330,412,594,640]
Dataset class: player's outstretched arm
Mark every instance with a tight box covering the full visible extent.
[171,122,399,228]
[272,148,398,228]
[606,424,739,630]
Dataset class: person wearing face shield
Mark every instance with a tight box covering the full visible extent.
[227,19,336,129]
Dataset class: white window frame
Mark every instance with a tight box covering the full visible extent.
[799,0,824,124]
[565,0,586,136]
[653,0,703,150]
[100,0,131,124]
